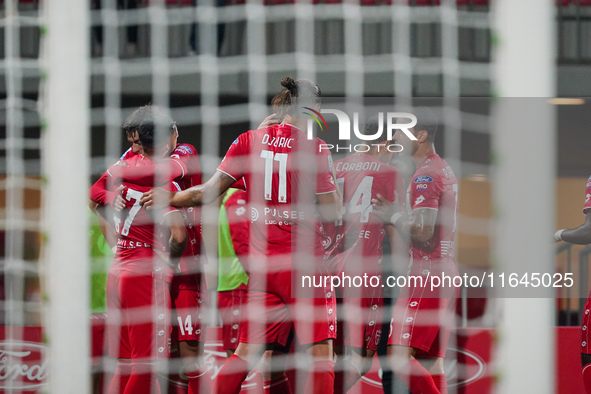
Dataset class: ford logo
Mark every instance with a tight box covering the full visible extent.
[360,347,487,388]
[0,341,47,390]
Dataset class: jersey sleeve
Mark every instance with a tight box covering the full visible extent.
[169,143,201,183]
[217,133,249,181]
[315,139,337,195]
[410,172,443,211]
[162,182,182,215]
[89,171,117,206]
[583,175,591,214]
[108,162,181,187]
[231,178,246,190]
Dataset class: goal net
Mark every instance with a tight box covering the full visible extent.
[0,0,558,393]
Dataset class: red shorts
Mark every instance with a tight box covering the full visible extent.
[218,286,247,350]
[582,293,591,354]
[171,285,207,343]
[343,295,384,352]
[387,258,459,358]
[240,269,336,346]
[107,267,171,360]
[329,251,385,351]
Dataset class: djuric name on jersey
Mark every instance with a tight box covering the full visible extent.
[261,134,294,149]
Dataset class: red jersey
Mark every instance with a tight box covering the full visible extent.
[120,147,138,161]
[109,143,205,283]
[89,149,143,206]
[167,144,204,279]
[406,154,458,261]
[112,180,178,275]
[583,175,591,214]
[325,154,400,271]
[217,124,336,263]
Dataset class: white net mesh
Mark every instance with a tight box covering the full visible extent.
[0,0,561,393]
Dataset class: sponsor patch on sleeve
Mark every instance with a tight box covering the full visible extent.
[174,145,194,156]
[414,175,433,183]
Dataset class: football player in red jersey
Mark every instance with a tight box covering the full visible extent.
[141,77,342,394]
[102,120,188,394]
[323,119,403,392]
[372,108,458,394]
[111,107,212,394]
[555,176,591,393]
[89,106,149,208]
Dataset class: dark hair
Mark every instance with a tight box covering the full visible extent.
[137,110,176,152]
[123,105,153,138]
[364,115,387,142]
[412,106,438,144]
[271,76,321,121]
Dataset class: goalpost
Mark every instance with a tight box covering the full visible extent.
[42,0,90,393]
[493,1,555,393]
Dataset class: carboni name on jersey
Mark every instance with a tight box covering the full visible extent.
[335,160,382,172]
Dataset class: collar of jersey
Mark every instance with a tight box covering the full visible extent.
[418,153,438,168]
[279,122,302,131]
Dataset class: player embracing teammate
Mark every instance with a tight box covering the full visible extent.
[90,106,211,394]
[140,77,342,393]
[96,93,460,393]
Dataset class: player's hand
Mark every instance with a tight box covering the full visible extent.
[112,185,127,211]
[371,193,398,223]
[113,195,126,211]
[257,114,280,129]
[153,248,178,270]
[140,187,170,209]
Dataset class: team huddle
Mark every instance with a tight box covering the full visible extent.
[89,77,458,394]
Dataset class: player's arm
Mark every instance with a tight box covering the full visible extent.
[89,200,117,249]
[109,160,184,187]
[315,149,342,223]
[164,210,187,261]
[555,211,591,245]
[89,172,115,206]
[316,160,342,222]
[317,191,342,223]
[140,170,236,208]
[371,193,437,243]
